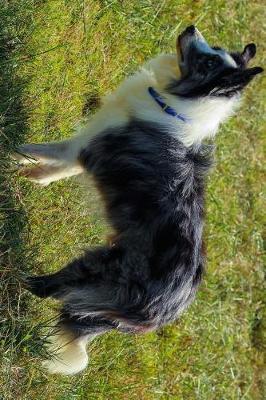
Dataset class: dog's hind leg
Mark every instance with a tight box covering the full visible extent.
[24,246,119,300]
[25,247,150,374]
[13,136,88,185]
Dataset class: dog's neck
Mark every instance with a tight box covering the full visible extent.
[148,85,240,145]
[162,93,240,146]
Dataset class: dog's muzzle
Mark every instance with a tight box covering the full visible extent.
[177,25,208,62]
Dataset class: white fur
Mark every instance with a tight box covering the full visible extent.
[16,53,239,183]
[83,53,239,147]
[14,139,87,185]
[42,328,93,375]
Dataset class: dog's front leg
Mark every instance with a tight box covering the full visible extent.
[13,136,89,185]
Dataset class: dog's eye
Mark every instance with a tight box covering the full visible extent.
[205,57,219,69]
[206,59,215,68]
[196,56,220,75]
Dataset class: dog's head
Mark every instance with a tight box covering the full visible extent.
[169,25,263,98]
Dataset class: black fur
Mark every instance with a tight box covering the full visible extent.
[25,27,263,344]
[169,37,262,98]
[27,120,213,334]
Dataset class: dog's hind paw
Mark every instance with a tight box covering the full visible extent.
[23,275,60,298]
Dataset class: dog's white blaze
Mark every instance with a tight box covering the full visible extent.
[42,328,93,375]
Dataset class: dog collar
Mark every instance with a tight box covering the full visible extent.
[148,86,189,123]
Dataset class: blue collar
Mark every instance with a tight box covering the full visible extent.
[148,86,189,123]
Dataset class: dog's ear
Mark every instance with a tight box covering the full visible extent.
[241,43,256,64]
[230,67,263,86]
[242,66,264,81]
[231,67,263,91]
[210,66,263,96]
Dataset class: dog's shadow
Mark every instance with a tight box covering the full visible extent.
[0,12,41,374]
[0,18,103,382]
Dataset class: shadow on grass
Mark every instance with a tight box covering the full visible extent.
[0,2,49,396]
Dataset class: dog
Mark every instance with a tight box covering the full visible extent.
[15,25,263,375]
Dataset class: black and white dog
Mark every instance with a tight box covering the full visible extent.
[15,26,262,374]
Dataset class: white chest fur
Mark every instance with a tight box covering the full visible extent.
[83,54,240,147]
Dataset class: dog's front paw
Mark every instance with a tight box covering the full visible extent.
[12,145,51,185]
[17,164,60,186]
[12,144,41,165]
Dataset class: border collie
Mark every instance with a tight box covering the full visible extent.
[15,26,263,375]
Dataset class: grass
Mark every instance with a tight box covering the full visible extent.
[0,0,265,399]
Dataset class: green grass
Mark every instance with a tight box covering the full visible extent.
[0,1,265,399]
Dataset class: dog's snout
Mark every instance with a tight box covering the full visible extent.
[178,25,207,65]
[185,25,196,35]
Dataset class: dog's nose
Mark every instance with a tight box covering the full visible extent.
[185,25,196,35]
